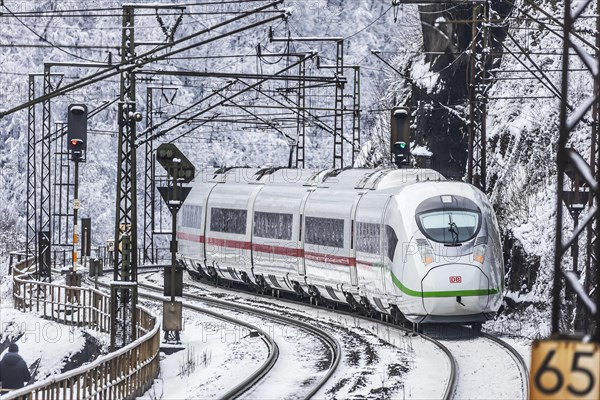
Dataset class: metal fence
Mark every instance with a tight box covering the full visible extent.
[5,255,160,400]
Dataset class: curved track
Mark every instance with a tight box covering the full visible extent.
[138,282,341,399]
[92,279,279,399]
[154,272,457,399]
[423,325,529,399]
[481,331,529,399]
[133,279,342,399]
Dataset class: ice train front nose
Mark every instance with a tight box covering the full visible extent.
[411,192,501,323]
[420,263,493,322]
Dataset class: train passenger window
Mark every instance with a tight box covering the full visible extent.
[253,212,293,240]
[210,208,247,234]
[305,217,344,248]
[181,205,202,229]
[385,225,398,261]
[356,222,380,254]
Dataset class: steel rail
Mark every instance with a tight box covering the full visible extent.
[91,278,279,400]
[135,280,341,400]
[181,273,456,400]
[428,324,529,400]
[480,332,529,400]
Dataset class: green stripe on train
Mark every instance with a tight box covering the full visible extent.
[391,272,501,298]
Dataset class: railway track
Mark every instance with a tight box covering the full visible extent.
[92,277,341,399]
[173,269,528,399]
[146,271,457,399]
[423,325,529,399]
[480,331,529,399]
[92,279,278,399]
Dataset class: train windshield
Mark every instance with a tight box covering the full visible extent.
[417,210,480,244]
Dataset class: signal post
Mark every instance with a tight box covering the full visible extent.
[65,104,88,300]
[156,143,195,343]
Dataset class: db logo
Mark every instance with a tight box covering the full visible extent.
[449,276,462,284]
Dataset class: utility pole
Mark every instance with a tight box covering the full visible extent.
[39,65,55,280]
[351,66,361,166]
[144,87,155,264]
[467,2,490,191]
[271,33,346,168]
[295,54,307,168]
[27,74,37,261]
[112,4,139,350]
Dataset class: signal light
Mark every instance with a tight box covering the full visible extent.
[394,141,410,166]
[391,107,411,167]
[67,103,88,162]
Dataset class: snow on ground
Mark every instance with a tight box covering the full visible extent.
[0,269,110,381]
[140,271,451,400]
[137,301,268,400]
[422,325,528,400]
[238,320,330,399]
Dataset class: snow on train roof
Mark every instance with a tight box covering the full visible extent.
[191,166,444,190]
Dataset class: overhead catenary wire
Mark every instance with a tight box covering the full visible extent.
[0,0,287,118]
[1,4,106,63]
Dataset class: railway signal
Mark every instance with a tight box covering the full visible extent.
[66,105,87,296]
[67,104,87,162]
[156,143,195,343]
[391,107,411,167]
[156,143,195,183]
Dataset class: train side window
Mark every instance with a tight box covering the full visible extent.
[305,217,344,248]
[181,205,202,229]
[356,222,380,254]
[253,211,293,240]
[385,225,398,261]
[210,208,247,234]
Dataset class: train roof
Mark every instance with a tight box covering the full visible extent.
[193,167,445,190]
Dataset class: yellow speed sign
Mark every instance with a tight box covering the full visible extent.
[530,339,599,400]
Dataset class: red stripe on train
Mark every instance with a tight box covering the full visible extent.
[177,232,356,267]
[304,251,355,266]
[251,243,303,258]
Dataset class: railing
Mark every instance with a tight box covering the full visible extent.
[47,246,172,272]
[5,256,160,400]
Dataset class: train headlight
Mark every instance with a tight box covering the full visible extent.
[473,245,486,264]
[417,240,435,266]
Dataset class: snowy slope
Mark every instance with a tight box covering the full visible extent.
[376,0,595,336]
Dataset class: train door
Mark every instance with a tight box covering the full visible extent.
[246,184,265,273]
[201,183,219,262]
[297,189,315,276]
[381,195,395,296]
[349,192,366,287]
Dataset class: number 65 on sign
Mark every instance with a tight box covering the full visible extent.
[530,339,599,400]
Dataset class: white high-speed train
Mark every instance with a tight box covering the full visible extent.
[177,167,504,325]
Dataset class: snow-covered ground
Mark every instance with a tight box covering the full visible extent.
[0,258,534,399]
[139,271,453,399]
[137,304,268,400]
[154,272,533,400]
[0,271,110,382]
